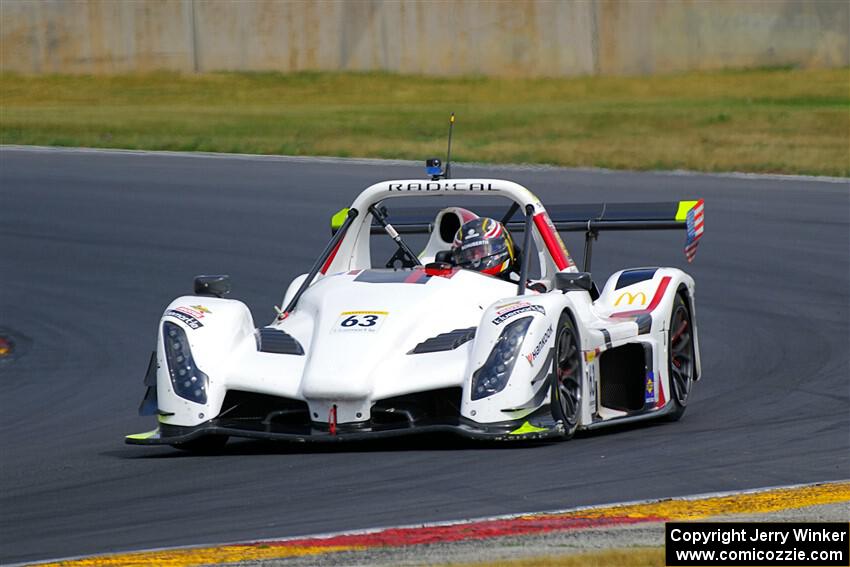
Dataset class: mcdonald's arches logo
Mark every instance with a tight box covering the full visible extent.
[615,291,647,307]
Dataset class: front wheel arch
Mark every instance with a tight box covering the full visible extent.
[550,309,582,439]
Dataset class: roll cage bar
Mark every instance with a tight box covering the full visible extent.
[283,179,703,316]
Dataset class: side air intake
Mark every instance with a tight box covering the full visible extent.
[257,328,304,355]
[410,327,476,354]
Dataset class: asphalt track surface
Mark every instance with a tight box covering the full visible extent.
[1,147,848,564]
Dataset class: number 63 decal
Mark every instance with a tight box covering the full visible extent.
[335,311,389,332]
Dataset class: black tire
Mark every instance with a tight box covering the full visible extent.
[666,292,695,421]
[171,434,229,454]
[551,310,582,439]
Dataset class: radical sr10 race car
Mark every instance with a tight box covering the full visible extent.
[127,168,705,451]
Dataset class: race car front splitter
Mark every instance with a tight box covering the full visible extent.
[126,415,566,445]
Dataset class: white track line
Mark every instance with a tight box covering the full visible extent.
[22,479,849,567]
[2,145,847,184]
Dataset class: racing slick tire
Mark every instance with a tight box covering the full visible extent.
[171,435,229,454]
[666,291,695,422]
[551,310,582,439]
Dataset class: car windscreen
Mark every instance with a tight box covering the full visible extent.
[368,196,541,278]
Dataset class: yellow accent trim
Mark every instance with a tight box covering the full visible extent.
[505,227,516,262]
[449,113,455,123]
[340,311,389,315]
[34,544,364,567]
[331,208,349,230]
[125,429,159,441]
[509,421,548,435]
[675,200,698,222]
[549,481,850,522]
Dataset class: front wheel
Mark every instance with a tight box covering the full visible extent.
[551,311,582,439]
[666,293,695,421]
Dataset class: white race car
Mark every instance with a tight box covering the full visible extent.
[127,173,705,450]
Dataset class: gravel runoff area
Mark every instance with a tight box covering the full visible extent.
[218,502,849,567]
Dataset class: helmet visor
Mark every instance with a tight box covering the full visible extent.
[453,239,508,270]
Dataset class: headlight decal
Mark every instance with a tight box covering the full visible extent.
[162,321,209,404]
[471,316,533,400]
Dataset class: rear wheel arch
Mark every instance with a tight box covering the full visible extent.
[665,289,696,422]
[674,283,699,381]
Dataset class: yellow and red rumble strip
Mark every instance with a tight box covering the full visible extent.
[36,481,850,567]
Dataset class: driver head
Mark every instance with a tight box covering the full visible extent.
[451,217,516,276]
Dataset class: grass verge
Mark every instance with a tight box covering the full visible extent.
[1,68,848,176]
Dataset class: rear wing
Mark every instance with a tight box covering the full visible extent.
[537,200,705,269]
[332,199,704,271]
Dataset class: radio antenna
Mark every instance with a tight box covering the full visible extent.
[444,113,455,179]
[424,113,456,180]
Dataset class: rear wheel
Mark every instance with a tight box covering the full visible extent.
[171,435,229,454]
[551,311,582,439]
[666,293,695,421]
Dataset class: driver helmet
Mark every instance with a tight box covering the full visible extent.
[451,217,516,276]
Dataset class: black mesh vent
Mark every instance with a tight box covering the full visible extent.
[599,343,647,412]
[257,328,304,355]
[371,387,462,427]
[410,327,476,354]
[219,390,310,427]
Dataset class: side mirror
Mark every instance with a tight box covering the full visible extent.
[194,275,231,298]
[424,261,453,276]
[434,250,453,264]
[554,272,593,293]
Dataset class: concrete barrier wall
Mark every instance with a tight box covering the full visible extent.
[1,0,847,76]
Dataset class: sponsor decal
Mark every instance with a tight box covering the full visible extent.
[584,348,601,363]
[175,305,212,319]
[614,291,647,307]
[645,372,656,403]
[587,361,597,410]
[611,276,672,321]
[388,182,494,192]
[165,309,204,330]
[495,301,523,313]
[525,325,553,366]
[491,302,546,325]
[334,311,389,332]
